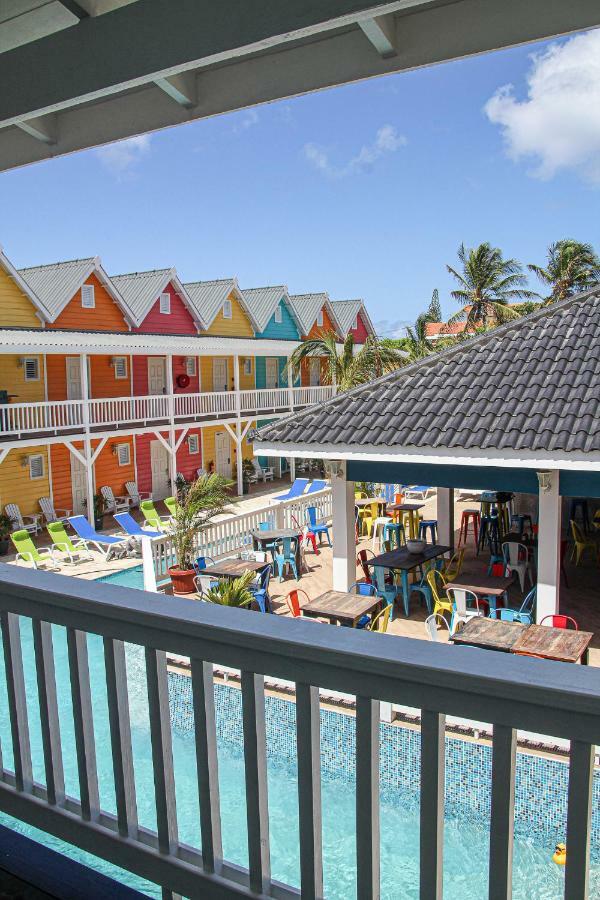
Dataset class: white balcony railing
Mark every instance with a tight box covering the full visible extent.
[0,385,335,437]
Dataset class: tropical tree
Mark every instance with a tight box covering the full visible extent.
[404,314,434,361]
[287,331,406,392]
[528,239,600,304]
[427,288,442,322]
[171,473,232,571]
[447,242,536,328]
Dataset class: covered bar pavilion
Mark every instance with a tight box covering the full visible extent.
[255,288,600,626]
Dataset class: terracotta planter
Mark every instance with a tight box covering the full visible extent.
[168,565,197,595]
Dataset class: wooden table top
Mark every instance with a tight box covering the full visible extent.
[302,590,380,623]
[251,527,298,542]
[450,617,528,652]
[386,502,425,513]
[445,576,514,598]
[354,497,385,507]
[512,624,593,664]
[205,559,266,578]
[367,545,450,571]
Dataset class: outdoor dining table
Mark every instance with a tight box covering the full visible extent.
[384,502,424,538]
[444,575,515,618]
[449,617,527,652]
[251,527,302,575]
[204,559,267,579]
[366,544,451,616]
[354,496,385,507]
[301,590,381,626]
[512,624,593,665]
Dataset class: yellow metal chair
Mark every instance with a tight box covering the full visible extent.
[359,501,380,538]
[593,509,600,531]
[367,605,392,633]
[570,520,598,565]
[426,568,451,619]
[442,549,465,582]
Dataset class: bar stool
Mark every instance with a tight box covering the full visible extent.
[570,498,590,533]
[419,519,438,543]
[478,515,500,555]
[383,522,405,550]
[458,509,480,547]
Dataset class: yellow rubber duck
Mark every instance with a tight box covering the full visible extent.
[552,843,566,865]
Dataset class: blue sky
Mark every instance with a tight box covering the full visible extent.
[1,29,599,336]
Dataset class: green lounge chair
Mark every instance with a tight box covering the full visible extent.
[164,496,178,518]
[140,500,172,532]
[46,521,94,564]
[10,529,59,570]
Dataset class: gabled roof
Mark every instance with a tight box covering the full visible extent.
[288,292,338,336]
[257,289,600,459]
[330,299,376,338]
[184,278,258,331]
[19,257,133,326]
[0,247,49,322]
[111,268,203,329]
[241,285,302,333]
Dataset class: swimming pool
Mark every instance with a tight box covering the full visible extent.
[96,564,145,590]
[0,618,597,897]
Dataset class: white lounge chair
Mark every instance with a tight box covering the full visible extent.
[253,459,274,482]
[100,485,131,514]
[39,496,71,525]
[403,485,435,501]
[125,481,151,508]
[5,503,41,535]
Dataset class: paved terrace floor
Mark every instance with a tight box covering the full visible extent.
[4,485,600,665]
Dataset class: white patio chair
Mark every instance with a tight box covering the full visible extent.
[125,481,151,508]
[447,588,484,635]
[372,514,392,552]
[5,503,41,535]
[502,541,534,593]
[252,459,274,482]
[424,613,450,641]
[39,496,71,525]
[100,485,131,514]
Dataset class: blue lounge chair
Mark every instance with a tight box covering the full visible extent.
[306,479,327,493]
[274,478,309,501]
[114,512,162,539]
[68,515,129,557]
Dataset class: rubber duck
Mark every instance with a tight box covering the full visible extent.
[552,843,566,866]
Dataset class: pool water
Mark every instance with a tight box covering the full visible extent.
[0,619,594,897]
[96,564,145,590]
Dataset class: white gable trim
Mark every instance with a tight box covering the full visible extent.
[0,247,50,322]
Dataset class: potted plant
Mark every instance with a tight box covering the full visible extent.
[201,570,256,608]
[168,472,231,594]
[83,493,106,531]
[0,513,12,555]
[233,458,256,495]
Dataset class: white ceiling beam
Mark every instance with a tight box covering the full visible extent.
[359,14,397,57]
[153,72,197,109]
[15,113,57,144]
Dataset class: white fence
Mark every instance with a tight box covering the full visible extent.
[142,486,332,590]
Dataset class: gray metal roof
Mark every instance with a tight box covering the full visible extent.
[257,290,600,457]
[19,257,98,321]
[241,285,294,333]
[330,299,376,338]
[111,268,173,325]
[288,292,332,336]
[184,278,249,330]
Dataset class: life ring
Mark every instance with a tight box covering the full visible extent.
[552,843,566,865]
[176,373,190,389]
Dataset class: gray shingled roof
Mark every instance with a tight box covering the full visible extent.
[241,285,290,332]
[257,290,600,456]
[19,257,99,321]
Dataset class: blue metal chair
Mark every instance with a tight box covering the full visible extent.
[409,565,433,614]
[249,564,272,612]
[382,521,405,550]
[349,581,377,628]
[306,507,331,547]
[193,555,215,575]
[271,537,298,582]
[372,565,399,620]
[418,519,437,543]
[499,587,536,625]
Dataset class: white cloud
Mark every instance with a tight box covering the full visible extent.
[303,124,407,178]
[373,318,411,339]
[232,109,259,134]
[96,134,151,176]
[484,29,600,184]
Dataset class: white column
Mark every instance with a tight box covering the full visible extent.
[166,354,177,493]
[289,456,296,483]
[436,487,454,552]
[287,357,295,482]
[536,469,561,623]
[80,354,95,525]
[331,462,355,592]
[233,356,244,495]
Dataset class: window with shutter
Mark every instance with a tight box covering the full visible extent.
[243,359,252,375]
[274,304,282,323]
[117,443,131,466]
[352,316,358,330]
[81,284,95,308]
[185,357,197,376]
[114,357,127,379]
[188,434,199,454]
[317,309,324,327]
[24,357,39,381]
[223,299,232,319]
[159,293,170,314]
[29,454,44,479]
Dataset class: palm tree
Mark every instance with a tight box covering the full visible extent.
[528,239,600,304]
[287,330,405,392]
[404,313,434,361]
[447,242,536,328]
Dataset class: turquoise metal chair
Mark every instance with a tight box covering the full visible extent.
[418,519,438,543]
[409,564,433,614]
[498,587,536,625]
[306,507,331,547]
[372,565,400,620]
[271,537,298,582]
[382,521,405,550]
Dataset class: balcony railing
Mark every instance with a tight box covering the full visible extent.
[0,563,598,898]
[0,386,334,437]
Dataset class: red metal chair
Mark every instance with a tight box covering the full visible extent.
[291,514,318,554]
[458,509,480,547]
[356,548,374,583]
[540,614,579,630]
[285,589,311,618]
